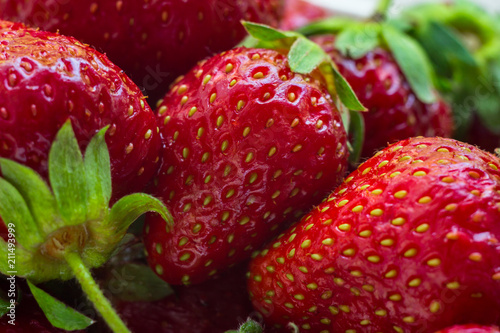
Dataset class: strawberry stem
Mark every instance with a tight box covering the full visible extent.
[64,251,131,333]
[374,0,393,21]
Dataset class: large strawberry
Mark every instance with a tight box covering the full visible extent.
[144,42,353,285]
[0,0,284,105]
[313,34,454,157]
[436,325,500,333]
[0,20,161,199]
[248,137,500,332]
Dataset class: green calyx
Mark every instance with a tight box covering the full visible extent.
[241,21,367,164]
[225,319,263,333]
[296,2,438,105]
[0,120,173,332]
[241,21,366,113]
[402,0,500,136]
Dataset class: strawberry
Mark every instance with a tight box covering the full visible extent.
[248,137,500,332]
[144,46,349,285]
[312,34,454,158]
[0,0,284,105]
[280,0,330,31]
[436,325,500,333]
[0,20,161,200]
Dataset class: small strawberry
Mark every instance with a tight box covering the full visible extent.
[313,34,454,157]
[0,20,161,199]
[248,137,500,332]
[280,0,330,31]
[436,325,500,333]
[0,0,284,104]
[144,44,351,285]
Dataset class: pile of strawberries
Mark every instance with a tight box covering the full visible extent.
[0,0,499,332]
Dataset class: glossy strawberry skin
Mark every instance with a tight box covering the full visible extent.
[0,20,161,199]
[144,47,349,285]
[313,35,454,158]
[248,137,500,332]
[0,0,284,104]
[280,0,330,31]
[436,325,500,333]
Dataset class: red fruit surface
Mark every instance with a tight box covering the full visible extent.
[114,265,254,333]
[0,20,161,199]
[314,35,454,158]
[248,137,500,332]
[0,0,284,104]
[436,324,500,333]
[144,47,349,285]
[280,0,330,30]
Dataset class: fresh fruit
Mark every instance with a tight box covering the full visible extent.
[401,1,500,151]
[0,122,171,332]
[248,137,500,332]
[114,264,255,333]
[0,0,284,105]
[0,20,161,199]
[144,46,349,285]
[280,0,330,31]
[310,34,454,158]
[436,324,500,333]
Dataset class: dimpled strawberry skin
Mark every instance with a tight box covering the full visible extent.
[248,137,500,332]
[436,324,500,333]
[0,0,284,104]
[144,47,349,285]
[0,20,161,199]
[313,35,454,158]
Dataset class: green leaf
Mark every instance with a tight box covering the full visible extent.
[0,292,12,317]
[0,158,60,236]
[382,25,437,104]
[288,38,327,74]
[348,110,365,167]
[297,17,356,36]
[335,24,381,59]
[428,21,477,66]
[108,193,174,236]
[84,126,111,219]
[0,177,43,248]
[48,120,88,225]
[242,21,296,41]
[104,263,174,302]
[27,281,94,331]
[328,63,367,112]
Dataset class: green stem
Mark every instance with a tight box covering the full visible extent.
[374,0,393,21]
[64,251,131,333]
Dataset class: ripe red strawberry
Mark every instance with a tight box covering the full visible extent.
[313,35,454,158]
[248,137,500,332]
[436,325,500,333]
[0,0,284,104]
[280,0,330,31]
[144,47,349,285]
[0,20,161,199]
[113,264,255,333]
